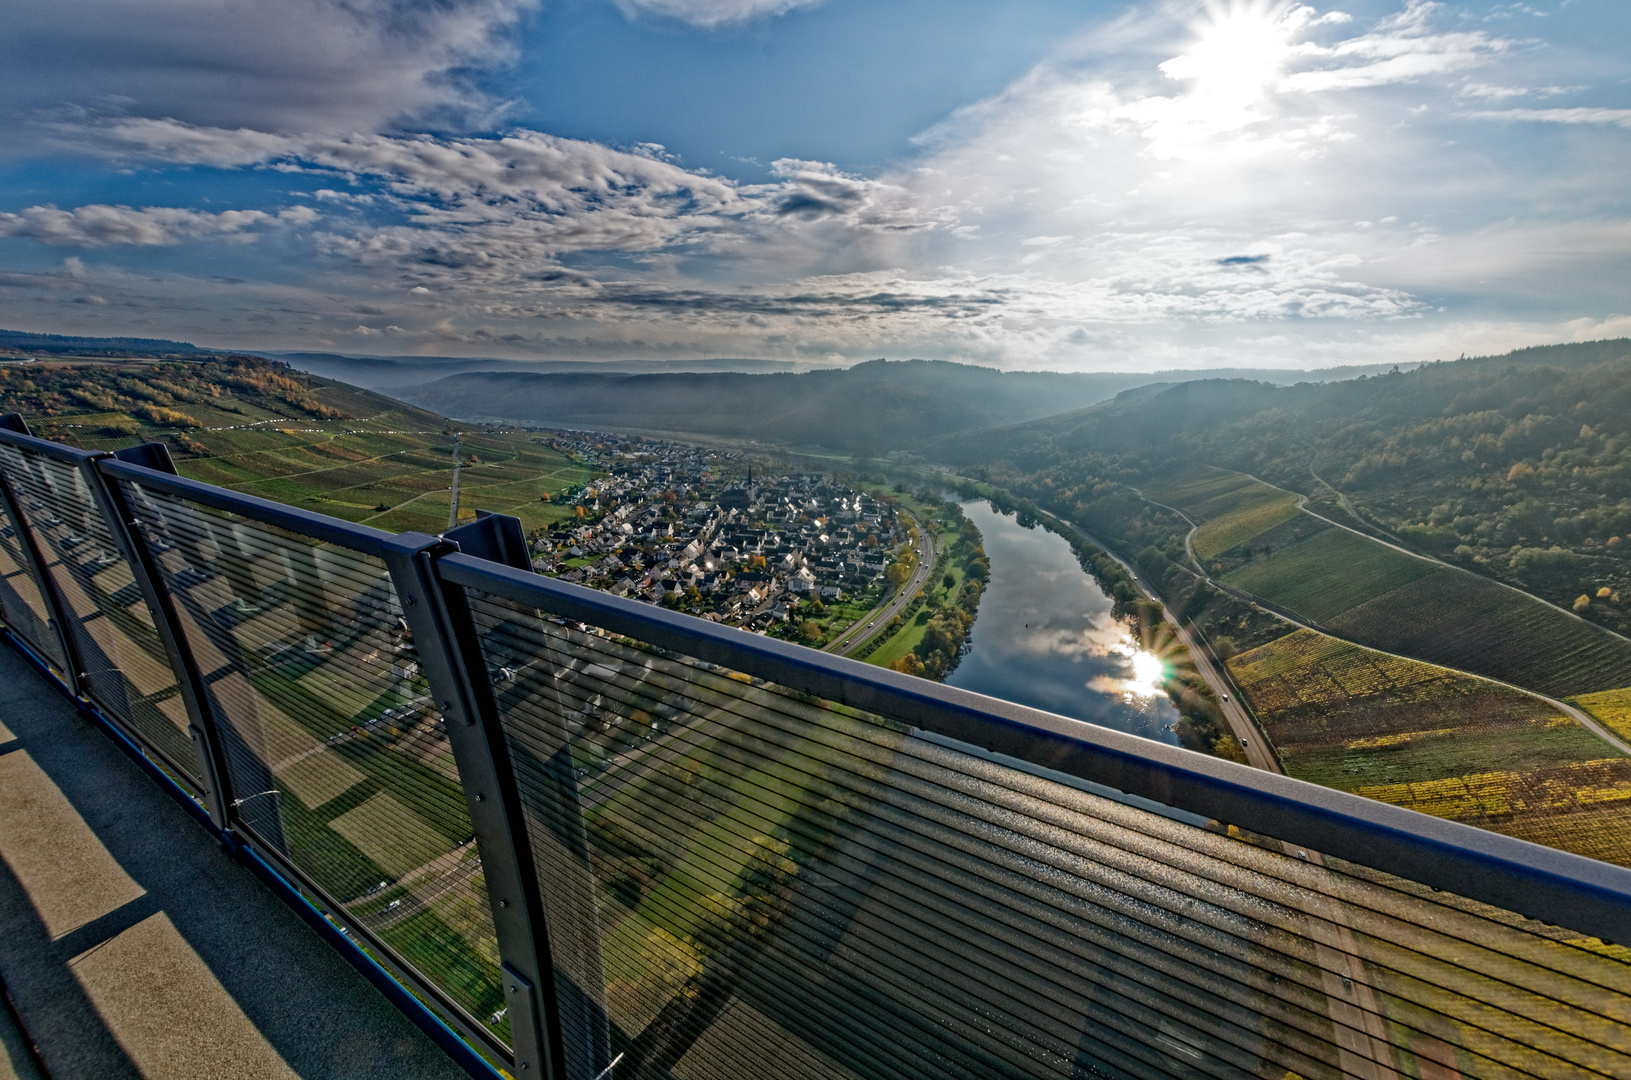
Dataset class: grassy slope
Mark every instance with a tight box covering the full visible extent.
[10,359,596,534]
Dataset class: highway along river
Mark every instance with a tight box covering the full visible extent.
[946,500,1181,745]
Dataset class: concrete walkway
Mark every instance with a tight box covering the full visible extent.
[0,642,467,1080]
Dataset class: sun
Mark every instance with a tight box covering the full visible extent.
[1157,1,1298,135]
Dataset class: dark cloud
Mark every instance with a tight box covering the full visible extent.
[0,0,532,139]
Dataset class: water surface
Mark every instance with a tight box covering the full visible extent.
[946,500,1180,744]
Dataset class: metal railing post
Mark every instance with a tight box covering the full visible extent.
[383,535,562,1080]
[0,430,85,696]
[87,448,237,826]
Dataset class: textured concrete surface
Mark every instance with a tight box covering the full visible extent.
[0,642,468,1079]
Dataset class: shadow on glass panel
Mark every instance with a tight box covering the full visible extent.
[0,443,194,778]
[114,477,510,1043]
[464,587,1631,1080]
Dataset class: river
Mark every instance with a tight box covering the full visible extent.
[945,500,1181,745]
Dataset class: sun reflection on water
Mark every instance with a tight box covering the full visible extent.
[1126,649,1168,699]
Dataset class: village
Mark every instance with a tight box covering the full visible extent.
[528,435,906,636]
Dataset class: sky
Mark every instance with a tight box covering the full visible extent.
[0,0,1628,372]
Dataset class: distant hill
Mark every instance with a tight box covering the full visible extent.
[392,357,1448,451]
[0,327,213,358]
[273,352,805,389]
[392,360,1169,450]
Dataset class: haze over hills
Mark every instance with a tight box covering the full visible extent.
[269,352,807,390]
[393,357,1432,450]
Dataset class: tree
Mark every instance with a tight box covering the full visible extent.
[800,621,824,644]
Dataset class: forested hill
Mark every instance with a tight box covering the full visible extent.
[394,360,1166,450]
[0,327,211,358]
[935,338,1631,632]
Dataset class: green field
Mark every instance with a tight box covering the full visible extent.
[6,357,598,535]
[1230,628,1631,866]
[1222,526,1438,623]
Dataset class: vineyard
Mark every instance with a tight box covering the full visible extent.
[1325,568,1631,698]
[1141,464,1631,700]
[2,358,596,535]
[1142,468,1301,562]
[1229,628,1631,866]
[1221,526,1437,623]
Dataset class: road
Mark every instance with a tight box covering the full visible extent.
[824,505,937,658]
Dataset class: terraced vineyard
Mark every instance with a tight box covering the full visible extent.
[1229,628,1631,866]
[1325,569,1631,699]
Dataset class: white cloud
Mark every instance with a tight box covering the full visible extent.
[1457,82,1581,100]
[0,205,289,248]
[611,0,821,27]
[1467,107,1631,129]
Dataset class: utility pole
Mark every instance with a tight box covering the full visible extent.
[448,436,462,530]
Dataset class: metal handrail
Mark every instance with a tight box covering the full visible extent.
[96,454,407,558]
[436,549,1631,948]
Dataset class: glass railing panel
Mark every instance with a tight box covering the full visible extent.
[113,476,507,1041]
[0,474,63,671]
[0,443,195,780]
[463,585,1631,1080]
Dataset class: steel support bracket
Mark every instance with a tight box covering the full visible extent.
[382,533,562,1080]
[86,452,235,825]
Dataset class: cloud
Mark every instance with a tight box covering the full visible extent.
[6,0,1629,373]
[0,204,303,248]
[1467,107,1631,129]
[1277,1,1509,94]
[610,0,821,27]
[1457,82,1581,100]
[0,0,533,137]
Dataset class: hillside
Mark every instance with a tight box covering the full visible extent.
[393,357,1447,452]
[393,360,1178,451]
[0,327,214,359]
[938,340,1631,638]
[275,352,803,390]
[0,354,595,534]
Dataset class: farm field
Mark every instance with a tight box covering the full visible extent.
[1228,628,1631,866]
[1568,686,1631,743]
[4,356,599,535]
[1221,525,1437,623]
[1142,468,1301,562]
